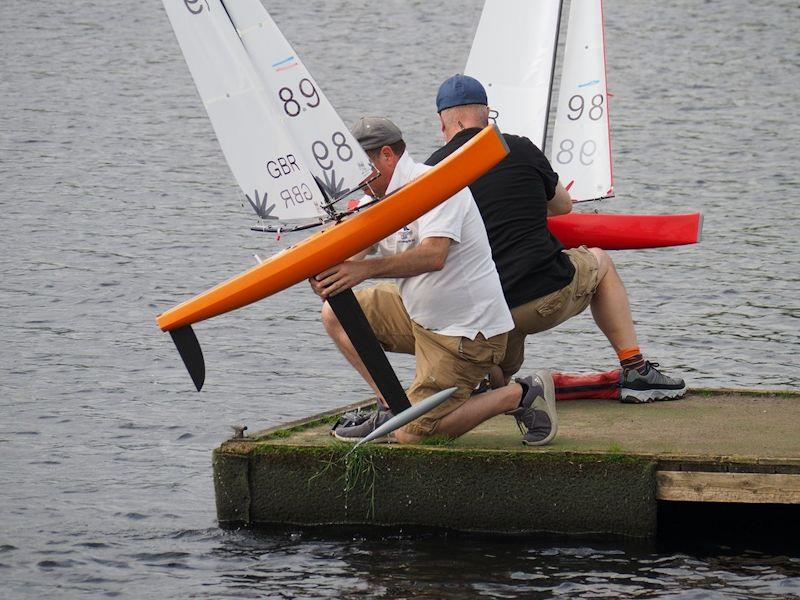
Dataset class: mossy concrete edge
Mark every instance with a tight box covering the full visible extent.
[215,443,657,537]
[212,388,798,537]
[212,449,251,526]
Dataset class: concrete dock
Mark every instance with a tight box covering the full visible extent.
[213,389,800,538]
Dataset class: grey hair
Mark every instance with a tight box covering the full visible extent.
[439,104,490,129]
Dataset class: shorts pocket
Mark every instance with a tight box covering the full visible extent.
[570,248,599,299]
[535,288,566,317]
[457,334,495,365]
[458,333,507,366]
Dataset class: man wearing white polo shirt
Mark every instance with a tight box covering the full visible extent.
[309,116,557,445]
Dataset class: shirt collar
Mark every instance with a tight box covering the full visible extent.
[385,151,416,196]
[450,127,482,146]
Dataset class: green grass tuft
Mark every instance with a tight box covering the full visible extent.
[419,436,455,447]
[265,429,292,439]
[307,443,379,519]
[253,414,341,441]
[342,446,378,518]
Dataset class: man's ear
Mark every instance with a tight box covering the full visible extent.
[439,114,445,135]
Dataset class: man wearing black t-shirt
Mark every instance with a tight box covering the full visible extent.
[425,75,685,403]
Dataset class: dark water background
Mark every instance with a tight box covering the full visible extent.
[2,0,799,597]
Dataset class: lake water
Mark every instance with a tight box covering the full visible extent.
[1,0,799,597]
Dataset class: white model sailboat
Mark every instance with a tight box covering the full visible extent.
[550,0,614,201]
[161,0,373,230]
[157,0,509,413]
[467,0,612,202]
[222,1,375,212]
[466,0,701,248]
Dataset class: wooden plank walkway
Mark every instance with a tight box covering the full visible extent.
[656,471,800,504]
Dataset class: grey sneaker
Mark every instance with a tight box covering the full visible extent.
[332,408,394,442]
[507,370,557,446]
[331,402,388,432]
[620,362,686,403]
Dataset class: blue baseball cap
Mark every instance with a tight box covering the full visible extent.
[435,74,488,113]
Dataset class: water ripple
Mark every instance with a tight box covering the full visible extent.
[1,0,798,598]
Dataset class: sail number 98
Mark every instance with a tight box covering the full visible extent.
[567,94,604,121]
[279,78,320,117]
[312,132,353,170]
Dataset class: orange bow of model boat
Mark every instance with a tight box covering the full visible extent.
[156,124,510,332]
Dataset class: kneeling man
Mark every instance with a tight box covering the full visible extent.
[310,117,556,445]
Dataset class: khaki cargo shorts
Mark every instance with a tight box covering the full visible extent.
[355,283,507,437]
[499,246,600,378]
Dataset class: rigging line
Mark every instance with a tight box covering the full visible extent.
[572,193,615,204]
[252,167,444,231]
[337,173,406,217]
[251,173,383,234]
[250,217,326,234]
[319,169,382,214]
[256,172,398,234]
[542,0,566,154]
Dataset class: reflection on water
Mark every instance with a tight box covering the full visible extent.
[213,528,800,599]
[1,0,798,597]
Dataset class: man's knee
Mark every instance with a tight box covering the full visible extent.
[320,301,341,334]
[589,247,613,280]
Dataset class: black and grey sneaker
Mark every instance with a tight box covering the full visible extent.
[620,362,686,403]
[332,408,394,442]
[507,370,557,446]
[330,402,390,433]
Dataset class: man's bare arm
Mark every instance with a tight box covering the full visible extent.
[547,182,573,216]
[348,248,373,261]
[309,237,451,299]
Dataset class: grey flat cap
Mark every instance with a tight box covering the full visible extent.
[350,116,403,150]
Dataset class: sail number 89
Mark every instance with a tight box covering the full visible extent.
[567,94,604,121]
[184,0,209,14]
[556,139,597,166]
[279,78,320,117]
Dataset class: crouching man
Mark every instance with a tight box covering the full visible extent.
[310,116,556,445]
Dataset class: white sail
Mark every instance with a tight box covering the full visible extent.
[221,0,374,202]
[551,0,614,201]
[465,0,562,150]
[161,0,324,222]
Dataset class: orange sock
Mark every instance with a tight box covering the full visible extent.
[617,347,646,374]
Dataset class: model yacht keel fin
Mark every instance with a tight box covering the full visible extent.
[169,325,206,392]
[326,289,412,414]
